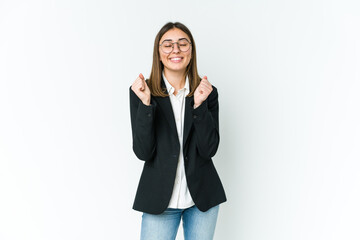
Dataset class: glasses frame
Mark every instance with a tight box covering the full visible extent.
[159,38,192,54]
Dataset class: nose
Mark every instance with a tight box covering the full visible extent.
[172,43,180,53]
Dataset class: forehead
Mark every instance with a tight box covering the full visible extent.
[160,28,190,42]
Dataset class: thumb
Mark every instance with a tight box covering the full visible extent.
[139,73,146,91]
[139,73,145,80]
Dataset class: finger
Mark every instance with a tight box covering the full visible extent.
[199,86,204,94]
[133,76,142,86]
[133,78,145,91]
[200,78,210,86]
[199,85,208,95]
[139,73,145,80]
[131,79,139,91]
[200,76,211,87]
[139,80,145,91]
[199,80,212,92]
[203,83,212,93]
[202,77,212,87]
[139,74,148,90]
[201,75,210,83]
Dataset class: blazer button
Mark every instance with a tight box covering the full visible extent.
[193,115,197,119]
[147,113,151,117]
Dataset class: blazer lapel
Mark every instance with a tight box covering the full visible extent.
[183,96,193,147]
[155,79,179,140]
[155,78,193,146]
[155,96,179,140]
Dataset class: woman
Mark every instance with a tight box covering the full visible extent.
[129,22,227,240]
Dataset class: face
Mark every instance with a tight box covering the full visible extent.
[159,28,192,74]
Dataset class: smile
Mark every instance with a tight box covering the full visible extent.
[169,57,183,63]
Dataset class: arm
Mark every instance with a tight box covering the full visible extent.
[129,86,156,161]
[191,86,220,159]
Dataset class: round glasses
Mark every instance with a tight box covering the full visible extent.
[159,39,192,54]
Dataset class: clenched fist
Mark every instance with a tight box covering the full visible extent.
[131,73,151,106]
[194,76,213,108]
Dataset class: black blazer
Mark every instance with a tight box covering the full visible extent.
[129,79,227,214]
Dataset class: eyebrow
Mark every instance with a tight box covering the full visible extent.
[162,37,188,42]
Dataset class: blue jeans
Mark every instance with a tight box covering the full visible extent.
[140,205,219,240]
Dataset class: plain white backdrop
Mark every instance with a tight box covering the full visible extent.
[1,0,359,239]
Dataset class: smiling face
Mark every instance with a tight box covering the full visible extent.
[159,28,192,75]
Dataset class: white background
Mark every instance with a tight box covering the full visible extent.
[1,0,359,239]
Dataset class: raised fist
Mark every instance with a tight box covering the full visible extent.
[194,76,213,108]
[131,73,151,106]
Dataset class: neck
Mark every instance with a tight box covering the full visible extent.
[164,69,186,91]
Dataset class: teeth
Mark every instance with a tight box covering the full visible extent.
[171,58,182,61]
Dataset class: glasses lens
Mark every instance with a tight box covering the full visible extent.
[161,41,173,53]
[178,39,190,52]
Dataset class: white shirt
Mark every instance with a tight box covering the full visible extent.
[163,73,195,209]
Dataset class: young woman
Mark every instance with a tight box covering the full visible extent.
[129,22,227,240]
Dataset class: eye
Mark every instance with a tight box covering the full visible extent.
[162,41,172,47]
[178,40,189,46]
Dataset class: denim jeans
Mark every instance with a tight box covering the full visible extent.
[140,204,219,240]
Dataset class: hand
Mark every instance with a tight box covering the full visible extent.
[131,73,151,106]
[194,76,213,108]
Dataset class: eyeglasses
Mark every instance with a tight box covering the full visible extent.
[159,38,192,54]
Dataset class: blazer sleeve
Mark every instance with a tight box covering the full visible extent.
[191,86,220,159]
[129,86,156,161]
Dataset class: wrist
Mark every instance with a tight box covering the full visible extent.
[142,98,151,106]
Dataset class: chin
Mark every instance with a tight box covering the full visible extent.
[167,68,187,73]
[164,64,187,72]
